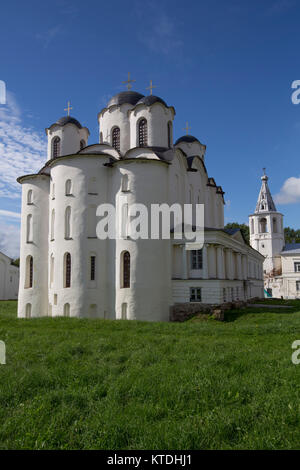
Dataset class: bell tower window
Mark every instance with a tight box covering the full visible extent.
[138,119,148,147]
[52,137,60,158]
[112,127,120,151]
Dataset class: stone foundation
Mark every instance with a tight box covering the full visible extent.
[170,300,247,322]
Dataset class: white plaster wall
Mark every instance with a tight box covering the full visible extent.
[49,155,111,318]
[175,141,206,160]
[46,124,89,159]
[18,176,49,317]
[98,104,133,155]
[113,159,171,321]
[129,103,174,149]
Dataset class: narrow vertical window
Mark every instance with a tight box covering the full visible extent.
[27,190,33,205]
[90,255,96,281]
[64,253,71,288]
[50,254,54,288]
[138,119,147,147]
[65,179,72,195]
[25,255,33,288]
[26,214,33,243]
[80,139,85,150]
[112,127,120,151]
[64,303,70,317]
[25,303,32,318]
[51,209,55,241]
[52,137,60,158]
[65,206,71,239]
[121,174,129,192]
[122,251,130,288]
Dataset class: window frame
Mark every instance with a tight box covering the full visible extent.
[190,287,202,302]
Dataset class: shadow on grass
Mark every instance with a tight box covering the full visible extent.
[224,306,299,323]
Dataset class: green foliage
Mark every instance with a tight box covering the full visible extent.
[224,223,250,244]
[0,300,300,450]
[10,258,19,267]
[284,227,300,244]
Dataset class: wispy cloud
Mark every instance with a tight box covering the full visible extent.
[274,176,300,204]
[0,91,46,200]
[0,210,20,219]
[266,0,296,15]
[135,3,183,55]
[0,219,20,258]
[36,25,63,49]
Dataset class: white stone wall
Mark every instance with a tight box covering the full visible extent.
[46,124,89,160]
[0,252,19,300]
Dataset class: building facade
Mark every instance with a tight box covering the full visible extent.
[249,172,300,299]
[0,251,19,300]
[17,90,264,320]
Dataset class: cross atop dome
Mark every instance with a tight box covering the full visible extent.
[122,73,136,91]
[64,100,73,116]
[146,80,157,95]
[183,122,191,135]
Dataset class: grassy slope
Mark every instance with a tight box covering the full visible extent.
[0,300,300,450]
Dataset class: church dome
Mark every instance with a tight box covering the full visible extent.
[55,116,82,129]
[175,135,200,145]
[136,95,167,107]
[107,91,144,107]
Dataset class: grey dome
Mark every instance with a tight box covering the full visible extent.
[107,91,144,107]
[55,116,82,129]
[175,135,200,145]
[136,95,167,107]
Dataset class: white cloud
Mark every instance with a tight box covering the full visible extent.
[36,25,63,49]
[0,220,20,259]
[0,210,20,219]
[0,91,46,199]
[274,176,300,204]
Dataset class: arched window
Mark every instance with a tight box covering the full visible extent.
[112,127,120,151]
[100,132,103,143]
[121,251,130,288]
[64,253,71,288]
[64,303,70,317]
[251,219,254,234]
[65,179,72,195]
[168,121,172,147]
[259,217,267,233]
[51,182,55,199]
[138,119,147,147]
[25,255,33,288]
[273,218,278,233]
[27,190,33,205]
[80,139,85,150]
[25,303,32,319]
[121,303,127,320]
[121,174,129,192]
[90,255,96,281]
[50,254,54,288]
[51,209,55,241]
[52,137,60,158]
[26,214,33,243]
[65,206,71,239]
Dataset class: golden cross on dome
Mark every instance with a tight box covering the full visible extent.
[64,101,73,116]
[183,121,191,135]
[122,72,136,90]
[263,167,266,175]
[146,80,157,95]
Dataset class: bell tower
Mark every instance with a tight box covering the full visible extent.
[249,170,285,275]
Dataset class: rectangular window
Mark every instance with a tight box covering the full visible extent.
[223,288,226,303]
[296,281,300,292]
[294,262,300,273]
[191,249,203,270]
[90,256,96,281]
[190,287,202,302]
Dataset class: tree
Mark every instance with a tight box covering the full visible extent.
[224,222,250,244]
[284,227,300,244]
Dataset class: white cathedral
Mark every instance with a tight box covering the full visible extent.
[249,171,300,299]
[17,86,264,321]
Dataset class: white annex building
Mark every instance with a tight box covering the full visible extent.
[17,87,264,320]
[0,251,19,300]
[249,171,300,299]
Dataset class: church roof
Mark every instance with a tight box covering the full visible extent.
[281,243,300,254]
[175,135,201,145]
[55,116,82,129]
[136,95,167,107]
[254,172,277,213]
[107,91,144,107]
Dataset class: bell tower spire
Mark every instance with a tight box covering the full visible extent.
[249,171,285,276]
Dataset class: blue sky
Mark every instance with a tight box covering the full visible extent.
[0,0,300,257]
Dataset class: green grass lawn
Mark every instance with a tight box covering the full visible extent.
[0,300,300,450]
